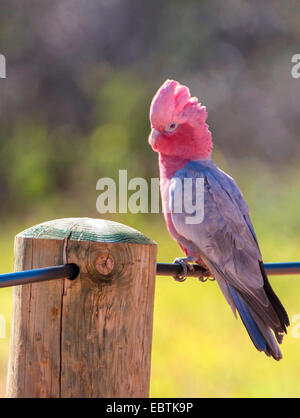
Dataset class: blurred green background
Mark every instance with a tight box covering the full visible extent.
[0,0,300,397]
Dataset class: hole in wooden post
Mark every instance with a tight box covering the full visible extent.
[66,263,80,280]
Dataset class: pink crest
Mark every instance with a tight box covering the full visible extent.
[150,79,208,130]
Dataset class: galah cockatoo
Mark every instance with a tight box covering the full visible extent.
[148,79,289,360]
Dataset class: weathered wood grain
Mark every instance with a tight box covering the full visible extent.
[6,218,157,398]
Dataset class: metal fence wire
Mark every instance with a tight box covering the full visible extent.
[0,261,299,288]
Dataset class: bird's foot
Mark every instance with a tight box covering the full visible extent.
[198,268,214,282]
[172,256,195,282]
[194,255,214,282]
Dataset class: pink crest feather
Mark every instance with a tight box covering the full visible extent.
[150,79,208,130]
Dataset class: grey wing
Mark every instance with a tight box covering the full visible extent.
[214,166,260,248]
[170,162,288,345]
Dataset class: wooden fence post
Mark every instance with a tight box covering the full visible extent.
[6,217,157,398]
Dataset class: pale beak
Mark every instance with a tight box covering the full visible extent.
[149,129,159,149]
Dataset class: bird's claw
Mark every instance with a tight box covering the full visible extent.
[198,268,214,282]
[172,257,194,282]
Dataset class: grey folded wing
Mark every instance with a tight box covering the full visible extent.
[169,160,284,337]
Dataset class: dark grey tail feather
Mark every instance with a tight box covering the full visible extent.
[259,261,290,333]
[240,289,286,345]
[205,257,288,360]
[229,285,268,354]
[230,286,282,360]
[248,304,282,361]
[233,262,289,345]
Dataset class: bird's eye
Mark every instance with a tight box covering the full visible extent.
[165,122,178,132]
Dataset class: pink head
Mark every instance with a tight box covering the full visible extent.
[148,80,212,160]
